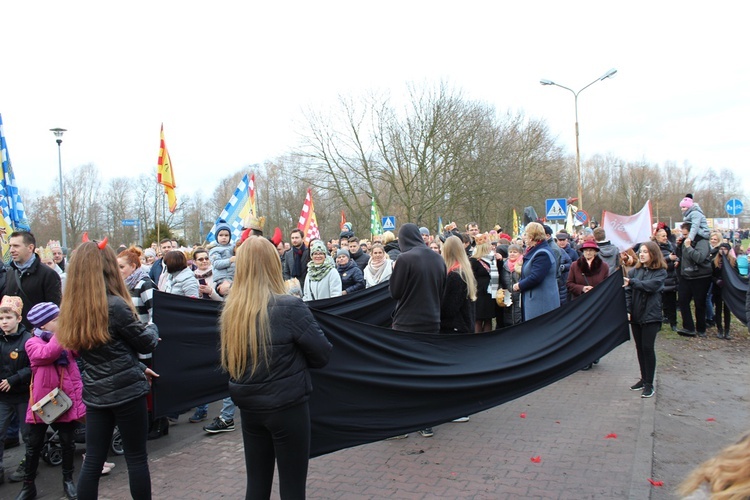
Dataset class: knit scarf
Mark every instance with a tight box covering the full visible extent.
[307,256,335,282]
[291,245,305,278]
[506,255,523,274]
[125,267,149,290]
[366,257,389,283]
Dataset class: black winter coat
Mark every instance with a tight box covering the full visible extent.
[440,270,475,333]
[0,324,32,403]
[3,257,62,329]
[657,241,679,292]
[625,267,667,325]
[228,294,331,411]
[337,260,365,295]
[78,295,159,408]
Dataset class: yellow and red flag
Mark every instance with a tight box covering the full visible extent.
[157,124,177,213]
[297,188,320,242]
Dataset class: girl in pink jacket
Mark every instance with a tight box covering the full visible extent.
[17,302,85,500]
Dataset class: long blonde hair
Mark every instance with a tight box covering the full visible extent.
[220,236,286,380]
[678,431,750,499]
[58,242,135,350]
[443,236,477,301]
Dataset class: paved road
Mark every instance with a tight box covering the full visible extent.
[1,342,656,499]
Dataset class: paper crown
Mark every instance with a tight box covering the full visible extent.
[0,295,23,316]
[242,215,265,231]
[474,232,489,246]
[38,246,54,261]
[47,240,62,250]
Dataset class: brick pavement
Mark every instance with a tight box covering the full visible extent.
[84,342,656,499]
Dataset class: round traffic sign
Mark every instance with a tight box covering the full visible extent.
[575,210,588,224]
[725,198,744,216]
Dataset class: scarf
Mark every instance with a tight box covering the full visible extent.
[291,245,305,278]
[307,256,335,282]
[33,328,69,366]
[125,267,149,290]
[482,254,499,298]
[506,255,523,274]
[366,257,389,283]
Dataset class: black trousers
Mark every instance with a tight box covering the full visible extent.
[632,322,660,386]
[662,290,677,326]
[25,421,77,480]
[712,287,731,331]
[678,276,711,333]
[240,402,310,500]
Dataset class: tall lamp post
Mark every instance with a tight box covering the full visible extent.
[50,128,68,251]
[540,68,617,211]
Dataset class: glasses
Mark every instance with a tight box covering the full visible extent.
[195,257,209,262]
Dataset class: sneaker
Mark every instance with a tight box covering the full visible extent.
[418,428,434,437]
[203,417,235,433]
[676,328,696,337]
[452,417,470,423]
[697,331,706,338]
[386,434,409,440]
[641,386,655,398]
[189,409,208,423]
[9,458,25,482]
[630,380,644,391]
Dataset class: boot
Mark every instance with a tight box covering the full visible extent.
[724,329,731,340]
[716,328,725,339]
[14,480,37,500]
[63,471,77,500]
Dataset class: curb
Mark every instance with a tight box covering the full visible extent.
[629,371,657,499]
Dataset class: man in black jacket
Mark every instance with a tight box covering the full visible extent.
[148,238,175,289]
[282,229,310,291]
[2,232,62,330]
[347,237,370,271]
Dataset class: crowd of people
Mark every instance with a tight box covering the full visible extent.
[0,190,748,499]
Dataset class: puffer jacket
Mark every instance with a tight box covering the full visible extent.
[625,267,667,324]
[164,267,200,298]
[228,294,331,411]
[26,334,86,423]
[78,295,159,408]
[678,238,711,280]
[658,241,679,292]
[337,260,365,295]
[0,324,32,402]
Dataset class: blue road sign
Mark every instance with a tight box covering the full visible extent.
[382,216,396,231]
[575,210,588,224]
[121,219,139,227]
[545,198,567,220]
[725,198,744,216]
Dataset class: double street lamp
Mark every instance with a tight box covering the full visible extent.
[540,68,617,211]
[49,128,68,251]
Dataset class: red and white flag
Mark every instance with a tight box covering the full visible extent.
[248,173,257,217]
[297,188,320,242]
[601,201,653,252]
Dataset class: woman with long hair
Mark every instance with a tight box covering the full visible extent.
[469,233,499,332]
[56,242,159,500]
[678,431,750,499]
[222,236,331,499]
[654,227,679,331]
[624,241,667,399]
[712,242,737,339]
[364,243,393,288]
[440,236,477,333]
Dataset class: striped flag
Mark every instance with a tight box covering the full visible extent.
[157,124,177,213]
[437,216,443,236]
[0,114,30,231]
[370,197,382,236]
[206,173,254,243]
[248,173,257,217]
[297,188,320,242]
[340,210,346,231]
[512,208,519,237]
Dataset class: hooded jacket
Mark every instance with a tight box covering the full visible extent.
[678,237,711,280]
[596,240,620,276]
[337,259,365,295]
[682,203,710,241]
[389,224,446,332]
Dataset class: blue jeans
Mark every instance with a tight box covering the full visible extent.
[0,399,29,468]
[220,397,235,421]
[77,396,151,500]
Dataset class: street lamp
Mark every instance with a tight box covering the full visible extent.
[540,68,617,211]
[50,128,68,251]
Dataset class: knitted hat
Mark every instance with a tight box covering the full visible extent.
[495,244,509,259]
[215,220,233,239]
[144,248,156,258]
[679,197,694,209]
[336,248,350,259]
[27,302,60,328]
[542,224,554,236]
[718,242,732,251]
[581,240,600,251]
[419,227,430,236]
[0,296,23,317]
[310,240,327,255]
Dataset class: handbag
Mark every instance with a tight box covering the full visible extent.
[30,367,72,424]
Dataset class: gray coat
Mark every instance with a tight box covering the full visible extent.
[165,267,200,298]
[303,269,342,302]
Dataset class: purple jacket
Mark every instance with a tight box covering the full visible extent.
[25,335,86,424]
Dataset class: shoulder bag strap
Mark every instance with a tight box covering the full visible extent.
[12,268,31,304]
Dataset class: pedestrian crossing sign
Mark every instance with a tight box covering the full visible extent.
[382,216,396,231]
[545,198,567,220]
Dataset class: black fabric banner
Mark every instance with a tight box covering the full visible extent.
[152,272,630,457]
[720,255,748,326]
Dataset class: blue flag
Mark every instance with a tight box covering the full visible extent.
[0,114,30,232]
[205,173,252,244]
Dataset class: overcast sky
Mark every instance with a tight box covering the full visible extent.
[2,1,748,212]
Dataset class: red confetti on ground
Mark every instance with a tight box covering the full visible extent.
[605,433,617,439]
[648,478,664,487]
[555,421,560,424]
[530,456,541,463]
[706,417,716,422]
[520,412,527,418]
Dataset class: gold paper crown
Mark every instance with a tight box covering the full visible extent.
[474,232,489,246]
[38,246,54,261]
[0,295,23,316]
[47,240,62,250]
[242,215,266,231]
